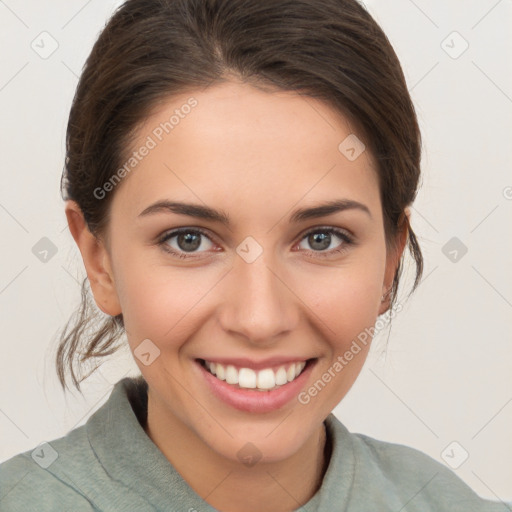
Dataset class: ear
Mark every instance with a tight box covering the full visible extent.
[65,200,122,316]
[378,207,410,315]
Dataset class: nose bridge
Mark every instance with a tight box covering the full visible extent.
[219,247,298,343]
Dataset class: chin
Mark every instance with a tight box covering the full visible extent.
[201,418,316,466]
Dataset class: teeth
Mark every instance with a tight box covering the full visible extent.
[239,368,257,388]
[215,363,225,380]
[275,366,288,385]
[287,365,296,382]
[225,365,239,385]
[257,369,275,390]
[204,360,307,391]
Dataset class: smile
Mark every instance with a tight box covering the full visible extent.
[195,357,318,413]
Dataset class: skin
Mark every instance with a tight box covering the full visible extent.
[66,79,408,512]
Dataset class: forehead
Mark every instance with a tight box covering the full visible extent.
[111,80,380,223]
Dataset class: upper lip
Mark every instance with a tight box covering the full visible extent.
[197,356,315,371]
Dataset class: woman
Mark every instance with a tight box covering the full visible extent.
[0,0,507,510]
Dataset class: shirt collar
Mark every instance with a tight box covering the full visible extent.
[84,376,355,511]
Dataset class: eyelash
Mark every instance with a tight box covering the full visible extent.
[157,226,355,260]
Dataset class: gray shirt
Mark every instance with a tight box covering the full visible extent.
[0,376,509,511]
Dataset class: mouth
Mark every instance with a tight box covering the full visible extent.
[195,357,318,413]
[196,358,315,391]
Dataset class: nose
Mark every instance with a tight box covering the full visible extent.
[217,251,300,345]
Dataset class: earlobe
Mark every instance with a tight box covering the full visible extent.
[64,200,122,316]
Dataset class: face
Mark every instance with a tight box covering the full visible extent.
[73,80,403,464]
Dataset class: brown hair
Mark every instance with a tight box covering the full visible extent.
[56,0,423,392]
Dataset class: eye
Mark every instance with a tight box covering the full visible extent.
[157,227,217,259]
[296,227,354,257]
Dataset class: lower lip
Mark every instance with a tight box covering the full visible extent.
[195,359,317,413]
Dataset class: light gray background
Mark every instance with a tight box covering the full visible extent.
[1,0,511,502]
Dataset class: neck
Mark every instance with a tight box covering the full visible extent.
[144,394,329,512]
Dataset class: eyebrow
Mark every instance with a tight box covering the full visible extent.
[137,198,372,226]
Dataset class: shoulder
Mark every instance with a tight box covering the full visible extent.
[350,430,506,511]
[324,415,508,511]
[0,426,95,512]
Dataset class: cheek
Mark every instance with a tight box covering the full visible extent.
[114,254,219,344]
[299,252,385,348]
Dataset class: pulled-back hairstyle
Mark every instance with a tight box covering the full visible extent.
[57,0,423,392]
